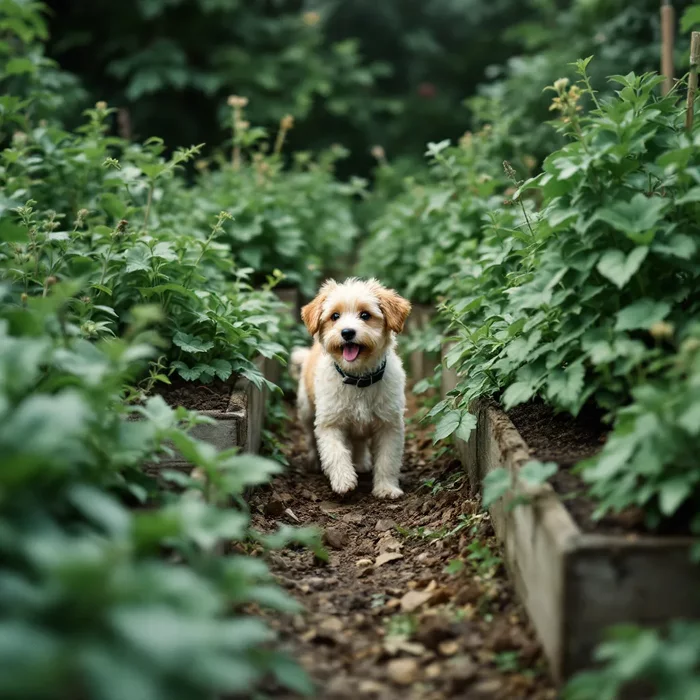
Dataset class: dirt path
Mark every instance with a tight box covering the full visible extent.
[251,398,556,699]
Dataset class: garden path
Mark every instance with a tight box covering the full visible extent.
[250,395,557,699]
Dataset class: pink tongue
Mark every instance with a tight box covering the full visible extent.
[343,344,360,362]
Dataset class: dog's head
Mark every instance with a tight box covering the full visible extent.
[301,278,411,372]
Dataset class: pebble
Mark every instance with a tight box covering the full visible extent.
[355,558,373,569]
[324,526,348,550]
[386,658,419,686]
[375,518,397,532]
[400,589,433,613]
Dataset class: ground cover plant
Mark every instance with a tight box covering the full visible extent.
[0,3,328,696]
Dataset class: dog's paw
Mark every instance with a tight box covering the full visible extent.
[329,469,358,495]
[373,482,404,500]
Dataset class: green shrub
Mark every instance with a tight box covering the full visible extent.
[435,64,700,527]
[565,623,700,700]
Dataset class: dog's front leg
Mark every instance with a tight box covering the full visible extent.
[371,423,404,499]
[316,426,358,495]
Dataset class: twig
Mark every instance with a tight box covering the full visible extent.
[661,1,675,96]
[686,32,700,131]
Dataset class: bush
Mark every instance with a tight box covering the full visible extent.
[430,63,700,529]
[0,4,320,696]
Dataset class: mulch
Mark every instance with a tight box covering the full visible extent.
[153,376,236,411]
[248,395,556,700]
[507,401,649,534]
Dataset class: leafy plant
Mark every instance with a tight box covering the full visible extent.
[436,62,700,528]
[565,623,700,700]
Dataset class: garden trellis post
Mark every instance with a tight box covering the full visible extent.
[661,0,675,95]
[687,31,700,131]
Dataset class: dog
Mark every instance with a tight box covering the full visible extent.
[293,278,411,499]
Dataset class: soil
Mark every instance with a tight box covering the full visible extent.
[507,401,648,534]
[249,396,556,700]
[153,376,236,411]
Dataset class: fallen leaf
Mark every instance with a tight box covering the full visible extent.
[375,518,397,532]
[400,589,433,613]
[375,551,404,567]
[284,507,300,522]
[376,535,403,554]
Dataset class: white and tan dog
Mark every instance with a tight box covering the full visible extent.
[292,278,411,499]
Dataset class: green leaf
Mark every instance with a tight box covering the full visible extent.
[482,468,512,509]
[659,478,692,516]
[443,559,465,575]
[455,412,477,442]
[171,361,202,381]
[596,194,668,239]
[615,299,670,332]
[681,5,700,32]
[502,380,537,409]
[433,410,476,444]
[5,58,36,76]
[211,359,233,381]
[172,332,214,354]
[596,247,648,289]
[518,461,558,488]
[271,654,315,696]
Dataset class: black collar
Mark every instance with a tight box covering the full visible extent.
[334,358,387,388]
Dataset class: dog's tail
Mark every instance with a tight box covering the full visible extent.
[289,346,310,381]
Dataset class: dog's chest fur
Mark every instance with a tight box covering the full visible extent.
[314,352,405,435]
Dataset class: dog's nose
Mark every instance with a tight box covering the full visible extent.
[341,328,356,341]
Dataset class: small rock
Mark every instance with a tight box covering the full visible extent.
[358,680,384,695]
[414,618,457,650]
[471,678,503,698]
[375,551,404,567]
[386,658,419,686]
[264,498,285,517]
[301,489,319,502]
[400,589,433,613]
[355,558,373,569]
[342,512,364,524]
[445,655,477,689]
[319,616,344,634]
[375,518,397,532]
[424,662,442,680]
[324,526,348,550]
[438,640,460,657]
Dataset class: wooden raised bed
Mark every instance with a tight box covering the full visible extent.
[443,352,700,682]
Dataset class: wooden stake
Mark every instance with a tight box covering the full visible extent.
[686,32,700,131]
[661,1,675,95]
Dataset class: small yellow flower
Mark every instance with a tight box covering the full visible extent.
[649,321,674,340]
[459,131,473,148]
[227,95,249,109]
[553,78,570,93]
[302,11,320,26]
[371,145,385,160]
[95,101,108,110]
[280,114,294,131]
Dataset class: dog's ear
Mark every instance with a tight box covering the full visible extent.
[376,285,412,334]
[301,280,336,336]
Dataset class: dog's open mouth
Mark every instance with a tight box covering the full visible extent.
[342,342,363,363]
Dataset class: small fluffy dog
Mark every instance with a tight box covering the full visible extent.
[293,278,411,499]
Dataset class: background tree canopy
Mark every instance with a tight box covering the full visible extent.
[44,0,695,178]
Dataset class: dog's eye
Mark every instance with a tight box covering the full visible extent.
[359,311,371,321]
[330,312,340,321]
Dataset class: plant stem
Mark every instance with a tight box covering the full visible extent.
[143,182,154,230]
[686,32,700,132]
